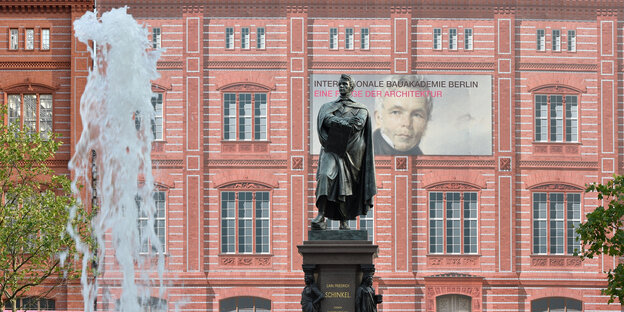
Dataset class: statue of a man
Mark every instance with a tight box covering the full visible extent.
[312,74,377,230]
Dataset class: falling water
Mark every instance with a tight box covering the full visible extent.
[67,7,164,312]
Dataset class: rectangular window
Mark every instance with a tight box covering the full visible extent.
[7,93,53,138]
[241,27,250,49]
[345,28,354,50]
[25,29,34,50]
[329,28,338,50]
[256,27,265,49]
[8,95,21,127]
[533,192,581,255]
[552,30,561,51]
[23,94,37,133]
[433,28,442,50]
[361,28,369,50]
[535,94,578,142]
[10,28,18,50]
[535,95,548,142]
[429,191,478,254]
[39,94,52,140]
[152,27,161,49]
[537,29,545,51]
[449,28,457,50]
[225,27,234,49]
[151,93,163,140]
[41,28,50,50]
[221,191,270,254]
[464,28,473,50]
[223,92,268,141]
[567,30,576,52]
[137,191,166,253]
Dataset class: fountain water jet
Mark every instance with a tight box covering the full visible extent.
[67,7,164,312]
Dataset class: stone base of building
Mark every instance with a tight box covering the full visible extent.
[298,230,379,312]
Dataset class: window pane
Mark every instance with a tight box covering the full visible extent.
[151,93,163,140]
[449,28,457,50]
[535,95,548,141]
[23,94,37,134]
[429,192,444,253]
[550,193,565,254]
[8,94,21,128]
[40,94,53,139]
[550,297,565,312]
[531,298,548,312]
[41,28,50,50]
[10,29,18,50]
[463,192,478,254]
[565,95,578,142]
[25,29,34,50]
[154,191,166,251]
[239,94,252,140]
[464,28,473,50]
[533,193,548,254]
[360,213,374,241]
[225,27,234,49]
[345,28,353,49]
[223,93,237,140]
[221,192,236,253]
[433,28,441,50]
[567,298,582,312]
[552,30,560,51]
[255,192,270,253]
[446,192,461,254]
[361,28,369,49]
[257,27,265,49]
[537,29,545,51]
[238,192,253,253]
[254,93,267,140]
[152,27,161,49]
[330,28,338,49]
[550,95,563,142]
[241,28,249,49]
[567,193,581,254]
[568,30,576,52]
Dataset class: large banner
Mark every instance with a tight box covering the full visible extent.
[310,74,493,156]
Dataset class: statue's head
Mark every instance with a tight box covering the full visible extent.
[338,74,355,97]
[304,273,314,285]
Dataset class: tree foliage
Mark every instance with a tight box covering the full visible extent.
[0,120,91,311]
[577,175,624,304]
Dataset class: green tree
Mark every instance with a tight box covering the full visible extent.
[0,119,90,312]
[577,175,624,304]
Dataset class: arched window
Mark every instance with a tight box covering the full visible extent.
[3,81,55,139]
[220,182,271,254]
[220,296,271,312]
[427,182,480,254]
[436,294,471,312]
[531,297,582,312]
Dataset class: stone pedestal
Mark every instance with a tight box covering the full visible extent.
[297,230,379,312]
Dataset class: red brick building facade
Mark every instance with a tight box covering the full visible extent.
[0,1,92,310]
[4,0,624,311]
[96,1,624,311]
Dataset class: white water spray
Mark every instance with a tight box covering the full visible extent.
[67,7,164,312]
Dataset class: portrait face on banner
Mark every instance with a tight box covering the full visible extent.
[310,74,493,156]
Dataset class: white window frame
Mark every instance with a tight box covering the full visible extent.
[152,27,161,49]
[241,27,250,49]
[151,93,164,141]
[7,93,53,139]
[221,190,271,254]
[256,27,265,49]
[25,28,34,50]
[361,27,370,50]
[137,191,167,254]
[345,28,354,50]
[9,28,18,50]
[40,28,50,50]
[567,30,576,52]
[433,28,442,50]
[534,94,578,143]
[329,28,338,50]
[429,191,479,255]
[552,29,561,51]
[223,92,268,141]
[449,28,457,50]
[532,192,581,255]
[537,29,545,51]
[464,28,473,50]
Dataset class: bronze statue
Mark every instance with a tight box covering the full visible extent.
[300,273,324,312]
[312,74,377,230]
[355,274,382,312]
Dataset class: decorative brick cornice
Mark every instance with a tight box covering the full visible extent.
[206,61,287,69]
[518,160,598,169]
[207,159,287,168]
[518,63,597,72]
[414,62,494,71]
[0,1,92,13]
[157,61,183,70]
[152,159,183,168]
[311,62,391,70]
[0,61,71,70]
